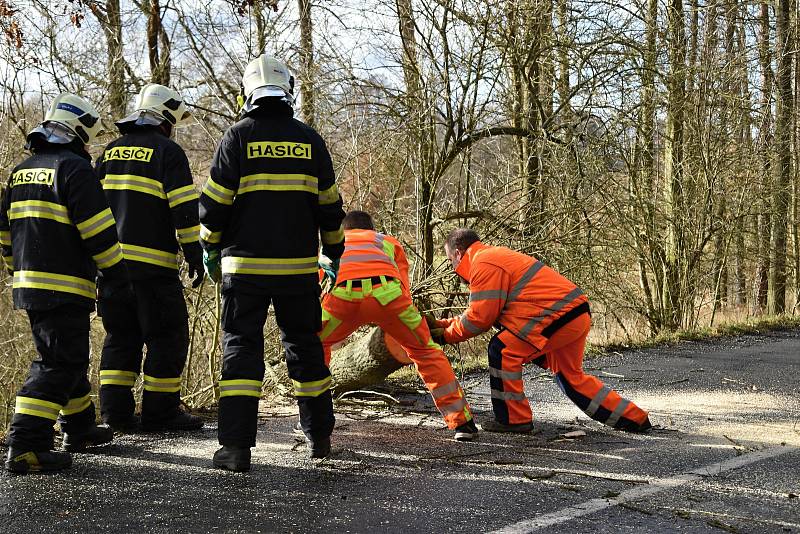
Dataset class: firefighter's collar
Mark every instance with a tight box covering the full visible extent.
[455,241,488,281]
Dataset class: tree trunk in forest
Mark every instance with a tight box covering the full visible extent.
[145,0,171,85]
[297,0,316,128]
[769,0,792,314]
[92,0,126,118]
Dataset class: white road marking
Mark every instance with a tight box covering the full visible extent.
[491,445,795,533]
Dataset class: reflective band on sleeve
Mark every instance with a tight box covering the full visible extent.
[13,270,95,299]
[218,379,262,398]
[431,380,460,399]
[103,174,166,199]
[121,243,178,269]
[238,173,318,195]
[318,184,340,205]
[202,177,235,205]
[490,389,527,401]
[292,376,332,397]
[321,227,344,245]
[76,208,116,240]
[517,287,585,339]
[15,396,62,421]
[93,243,124,269]
[199,223,222,244]
[60,394,91,415]
[222,256,319,276]
[459,313,483,335]
[176,225,200,244]
[470,290,508,303]
[9,200,71,225]
[438,396,469,416]
[99,369,138,387]
[488,367,523,381]
[584,385,611,417]
[167,184,199,208]
[506,261,544,304]
[605,398,630,427]
[143,375,181,393]
[0,230,11,245]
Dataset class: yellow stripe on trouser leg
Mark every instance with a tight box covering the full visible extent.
[99,369,138,387]
[15,396,63,421]
[292,376,332,397]
[143,375,182,393]
[60,394,92,415]
[218,379,262,398]
[319,308,342,341]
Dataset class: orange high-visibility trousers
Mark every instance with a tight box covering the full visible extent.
[488,312,650,430]
[320,278,473,429]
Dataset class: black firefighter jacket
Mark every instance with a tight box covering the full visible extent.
[199,102,345,294]
[0,143,127,310]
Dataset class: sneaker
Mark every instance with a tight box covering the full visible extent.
[307,436,331,459]
[481,419,533,434]
[213,446,251,472]
[104,415,141,433]
[141,410,204,432]
[454,420,479,442]
[62,425,114,452]
[5,449,72,474]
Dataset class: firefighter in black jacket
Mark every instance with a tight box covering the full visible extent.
[1,93,127,473]
[95,84,204,432]
[201,55,345,471]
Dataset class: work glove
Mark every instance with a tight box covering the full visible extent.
[424,313,439,330]
[318,256,339,286]
[188,262,205,288]
[203,249,222,284]
[430,328,447,346]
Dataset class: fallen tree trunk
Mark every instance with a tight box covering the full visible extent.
[263,327,411,396]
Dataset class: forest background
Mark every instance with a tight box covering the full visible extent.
[0,0,798,427]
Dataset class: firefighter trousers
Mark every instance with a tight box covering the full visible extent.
[320,277,473,429]
[98,278,189,425]
[488,310,650,431]
[8,305,97,451]
[218,280,333,447]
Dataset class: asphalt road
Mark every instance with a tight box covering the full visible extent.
[2,329,799,533]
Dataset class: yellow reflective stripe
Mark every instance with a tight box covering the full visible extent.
[121,243,178,269]
[167,184,199,208]
[3,254,14,271]
[202,177,235,206]
[9,200,71,225]
[221,256,319,276]
[0,230,10,245]
[143,374,181,393]
[76,208,116,239]
[15,396,62,421]
[92,243,124,269]
[218,379,262,398]
[176,225,200,244]
[60,394,91,415]
[292,376,332,397]
[237,173,318,195]
[319,184,340,205]
[319,309,342,342]
[199,223,222,244]
[103,174,166,199]
[321,226,344,245]
[13,270,95,299]
[100,369,138,386]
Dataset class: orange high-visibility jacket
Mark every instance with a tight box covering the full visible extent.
[336,229,410,290]
[440,241,588,348]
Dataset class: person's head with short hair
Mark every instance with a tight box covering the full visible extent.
[444,228,480,270]
[342,210,375,231]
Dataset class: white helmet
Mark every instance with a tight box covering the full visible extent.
[116,83,191,128]
[27,93,103,145]
[241,54,294,114]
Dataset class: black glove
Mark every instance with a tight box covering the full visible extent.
[430,328,447,346]
[100,277,135,303]
[188,261,205,288]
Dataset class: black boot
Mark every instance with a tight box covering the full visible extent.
[103,414,141,433]
[213,446,251,472]
[481,420,533,434]
[142,410,204,432]
[5,448,72,474]
[307,436,331,459]
[62,424,114,452]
